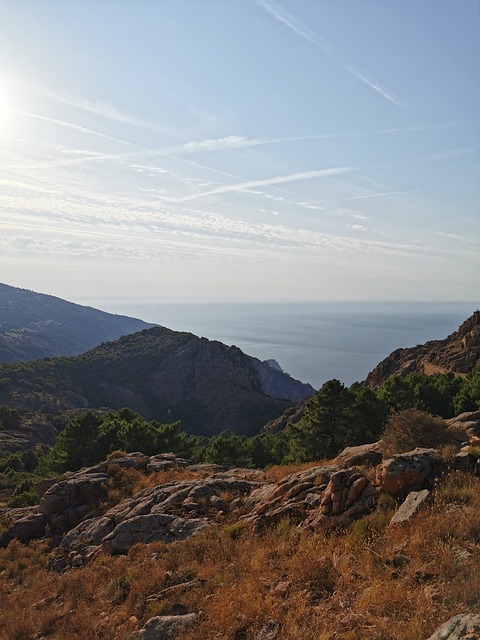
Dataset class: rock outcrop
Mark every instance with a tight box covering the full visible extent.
[426,613,480,640]
[59,472,257,559]
[305,469,379,531]
[0,507,47,546]
[0,436,465,560]
[333,441,383,468]
[390,489,430,525]
[251,357,314,402]
[102,514,211,554]
[133,613,198,640]
[365,311,480,388]
[39,471,109,533]
[375,448,436,496]
[243,465,338,531]
[446,411,480,443]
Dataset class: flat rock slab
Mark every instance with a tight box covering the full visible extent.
[133,613,198,639]
[39,472,108,518]
[0,508,47,546]
[390,489,430,525]
[426,613,480,639]
[333,441,383,468]
[102,513,211,554]
[61,516,115,552]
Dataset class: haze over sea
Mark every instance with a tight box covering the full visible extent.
[81,299,478,390]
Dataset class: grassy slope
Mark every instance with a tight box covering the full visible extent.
[1,464,479,640]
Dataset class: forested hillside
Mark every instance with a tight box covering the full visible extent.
[0,283,154,362]
[0,326,313,440]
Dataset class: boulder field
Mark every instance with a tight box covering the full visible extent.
[5,414,480,559]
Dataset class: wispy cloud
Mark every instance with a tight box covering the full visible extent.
[256,0,333,54]
[169,121,469,162]
[169,135,266,154]
[129,163,172,174]
[259,208,280,215]
[2,147,118,171]
[18,79,188,140]
[411,146,480,163]
[2,183,435,259]
[350,224,368,232]
[11,108,138,147]
[188,120,480,154]
[257,0,406,110]
[2,157,108,171]
[169,167,351,202]
[61,149,115,158]
[346,66,406,110]
[434,231,479,244]
[346,190,422,201]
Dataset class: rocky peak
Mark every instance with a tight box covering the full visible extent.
[365,310,480,388]
[250,357,314,401]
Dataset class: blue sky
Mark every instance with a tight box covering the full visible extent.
[0,0,479,302]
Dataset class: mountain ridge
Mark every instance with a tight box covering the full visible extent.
[0,282,155,362]
[0,325,314,440]
[365,310,480,387]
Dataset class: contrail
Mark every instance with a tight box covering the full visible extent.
[257,0,407,110]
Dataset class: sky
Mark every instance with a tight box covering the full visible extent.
[0,0,479,303]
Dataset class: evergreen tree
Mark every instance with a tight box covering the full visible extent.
[203,430,250,466]
[286,379,387,463]
[287,380,353,462]
[454,365,480,413]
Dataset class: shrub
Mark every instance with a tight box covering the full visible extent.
[381,408,450,456]
[106,449,129,460]
[435,472,475,506]
[7,489,38,508]
[6,479,38,508]
[468,446,480,459]
[376,491,398,513]
[347,512,390,545]
[223,522,247,540]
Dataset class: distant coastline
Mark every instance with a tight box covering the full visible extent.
[75,299,478,389]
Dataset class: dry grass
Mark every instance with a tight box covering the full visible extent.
[2,470,480,639]
[264,460,332,483]
[103,466,204,509]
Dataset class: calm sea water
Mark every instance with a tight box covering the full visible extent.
[81,299,478,390]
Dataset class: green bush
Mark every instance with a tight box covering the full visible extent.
[348,512,390,545]
[6,479,38,508]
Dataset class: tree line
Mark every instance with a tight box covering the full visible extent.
[1,364,479,507]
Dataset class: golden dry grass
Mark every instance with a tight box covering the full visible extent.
[264,460,333,483]
[1,470,480,639]
[102,466,204,510]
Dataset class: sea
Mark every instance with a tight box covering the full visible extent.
[81,299,479,390]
